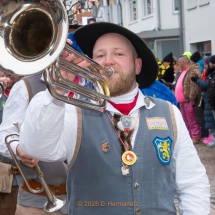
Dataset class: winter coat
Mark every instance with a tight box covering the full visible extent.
[208,67,215,110]
[195,71,215,129]
[182,64,201,104]
[157,64,174,83]
[197,58,204,73]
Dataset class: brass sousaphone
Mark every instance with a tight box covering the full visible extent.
[0,0,113,112]
[0,0,113,212]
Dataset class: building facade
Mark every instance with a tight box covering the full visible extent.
[121,0,181,61]
[75,0,215,59]
[183,0,213,57]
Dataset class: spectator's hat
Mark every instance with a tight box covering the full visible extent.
[190,51,202,63]
[182,51,192,60]
[74,22,158,89]
[162,52,173,63]
[210,55,215,64]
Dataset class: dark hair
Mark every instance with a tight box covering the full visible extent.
[190,51,202,63]
[87,18,96,24]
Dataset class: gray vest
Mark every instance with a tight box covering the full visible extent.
[17,73,68,214]
[66,98,176,215]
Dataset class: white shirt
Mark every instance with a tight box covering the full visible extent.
[0,80,29,158]
[19,84,210,215]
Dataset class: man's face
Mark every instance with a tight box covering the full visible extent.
[209,62,215,68]
[0,70,21,89]
[88,20,96,24]
[92,33,142,97]
[163,62,170,67]
[178,59,184,70]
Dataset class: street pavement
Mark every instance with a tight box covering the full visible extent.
[175,140,215,214]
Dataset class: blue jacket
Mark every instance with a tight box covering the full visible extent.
[197,59,204,73]
[68,32,83,52]
[141,81,177,106]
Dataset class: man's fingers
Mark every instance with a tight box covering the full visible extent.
[0,76,10,88]
[21,158,39,168]
[78,60,91,68]
[66,39,73,45]
[27,159,39,168]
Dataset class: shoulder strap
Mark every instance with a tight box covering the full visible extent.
[64,107,82,170]
[22,77,33,103]
[167,102,178,145]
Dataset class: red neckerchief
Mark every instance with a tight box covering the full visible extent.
[108,92,139,115]
[4,89,10,96]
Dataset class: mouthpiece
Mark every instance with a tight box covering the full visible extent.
[104,67,114,77]
[0,82,4,99]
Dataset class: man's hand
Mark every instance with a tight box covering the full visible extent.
[16,145,39,168]
[0,77,10,89]
[53,39,90,95]
[191,76,198,82]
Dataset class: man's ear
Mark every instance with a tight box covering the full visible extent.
[135,58,142,75]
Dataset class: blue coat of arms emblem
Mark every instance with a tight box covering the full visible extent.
[152,136,173,165]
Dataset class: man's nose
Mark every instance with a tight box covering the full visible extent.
[103,54,115,67]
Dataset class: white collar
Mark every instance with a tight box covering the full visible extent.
[106,83,155,115]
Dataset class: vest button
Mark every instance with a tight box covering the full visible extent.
[134,183,140,189]
[136,208,141,214]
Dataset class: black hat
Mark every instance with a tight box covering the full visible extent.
[87,18,96,24]
[190,51,202,63]
[210,55,215,64]
[163,52,173,63]
[74,22,158,89]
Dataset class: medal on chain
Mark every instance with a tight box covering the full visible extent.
[106,112,138,176]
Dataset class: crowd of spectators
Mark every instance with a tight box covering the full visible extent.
[156,51,215,147]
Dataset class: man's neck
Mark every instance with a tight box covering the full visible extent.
[109,83,139,104]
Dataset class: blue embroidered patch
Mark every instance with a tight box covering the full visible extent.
[152,136,172,165]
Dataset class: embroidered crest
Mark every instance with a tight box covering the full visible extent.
[101,140,110,152]
[146,117,169,130]
[152,136,172,165]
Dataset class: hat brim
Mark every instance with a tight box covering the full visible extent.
[74,22,158,89]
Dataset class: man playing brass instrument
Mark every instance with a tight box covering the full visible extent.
[0,69,22,215]
[19,23,210,215]
[0,73,68,215]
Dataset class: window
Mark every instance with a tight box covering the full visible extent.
[173,0,179,11]
[187,0,197,10]
[196,41,211,56]
[129,0,137,22]
[143,0,153,16]
[199,0,209,7]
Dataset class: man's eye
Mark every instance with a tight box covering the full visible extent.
[116,53,123,56]
[96,55,104,58]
